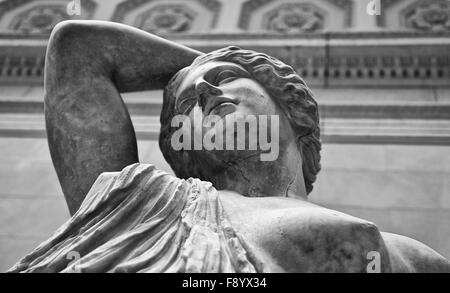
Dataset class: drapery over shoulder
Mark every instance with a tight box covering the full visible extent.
[8,163,264,273]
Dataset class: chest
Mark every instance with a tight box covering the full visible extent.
[218,192,384,272]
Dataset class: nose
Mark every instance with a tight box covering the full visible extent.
[195,80,222,109]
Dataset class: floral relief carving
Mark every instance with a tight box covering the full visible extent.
[239,0,352,30]
[403,1,450,31]
[264,4,325,33]
[9,5,68,34]
[4,1,96,34]
[112,0,221,31]
[135,5,196,34]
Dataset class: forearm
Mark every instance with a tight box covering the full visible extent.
[45,21,201,214]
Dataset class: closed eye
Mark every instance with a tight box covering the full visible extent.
[215,69,239,85]
[176,95,197,114]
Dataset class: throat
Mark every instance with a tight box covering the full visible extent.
[212,150,306,199]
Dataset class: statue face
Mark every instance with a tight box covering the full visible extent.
[175,61,280,118]
[162,48,320,196]
[170,60,299,179]
[173,60,287,162]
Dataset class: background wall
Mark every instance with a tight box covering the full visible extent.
[0,0,449,271]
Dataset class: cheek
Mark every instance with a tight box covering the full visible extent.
[240,94,277,116]
[227,87,276,115]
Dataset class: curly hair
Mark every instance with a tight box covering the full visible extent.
[159,46,321,194]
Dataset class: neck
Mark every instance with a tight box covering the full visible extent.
[212,142,307,199]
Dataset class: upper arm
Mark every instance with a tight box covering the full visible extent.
[44,20,203,146]
[382,232,450,273]
[43,21,201,214]
[44,21,122,116]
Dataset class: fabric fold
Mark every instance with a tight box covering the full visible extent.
[8,163,263,273]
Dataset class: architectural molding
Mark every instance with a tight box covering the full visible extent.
[0,0,34,20]
[238,0,353,30]
[111,0,222,30]
[376,0,404,27]
[9,5,70,34]
[0,0,97,33]
[238,0,273,29]
[263,3,326,33]
[134,4,197,34]
[376,0,450,31]
[324,0,353,26]
[1,32,448,87]
[400,0,450,32]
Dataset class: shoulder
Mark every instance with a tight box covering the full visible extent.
[261,204,450,273]
[83,163,186,209]
[88,163,161,192]
[274,206,391,272]
[382,232,450,273]
[90,163,178,189]
[222,194,393,273]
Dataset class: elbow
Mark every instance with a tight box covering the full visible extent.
[44,21,100,108]
[48,20,89,56]
[51,20,83,37]
[49,20,118,53]
[46,21,92,75]
[44,21,85,98]
[44,21,110,88]
[46,20,113,73]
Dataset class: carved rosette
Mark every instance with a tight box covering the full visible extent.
[9,5,68,34]
[239,0,351,30]
[403,2,450,32]
[264,4,324,33]
[135,5,196,34]
[3,0,97,34]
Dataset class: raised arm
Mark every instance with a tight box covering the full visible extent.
[45,20,202,215]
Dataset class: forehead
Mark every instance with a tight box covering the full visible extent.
[175,60,247,97]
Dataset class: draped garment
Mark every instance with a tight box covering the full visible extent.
[8,163,264,273]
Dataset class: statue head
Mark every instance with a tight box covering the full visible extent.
[160,46,321,197]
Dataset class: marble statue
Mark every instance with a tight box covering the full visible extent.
[8,21,450,273]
